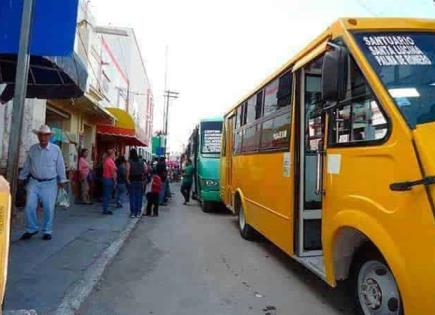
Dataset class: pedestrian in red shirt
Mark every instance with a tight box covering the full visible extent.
[102,149,117,215]
[144,172,162,217]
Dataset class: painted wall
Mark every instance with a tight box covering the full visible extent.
[0,98,46,171]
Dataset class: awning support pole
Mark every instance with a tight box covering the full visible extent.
[6,0,34,209]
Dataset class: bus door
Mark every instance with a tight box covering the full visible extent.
[192,128,200,199]
[295,63,325,258]
[225,114,235,206]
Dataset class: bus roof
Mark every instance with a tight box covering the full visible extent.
[199,116,223,123]
[224,17,435,117]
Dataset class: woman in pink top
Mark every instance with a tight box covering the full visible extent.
[79,148,92,204]
[102,149,117,215]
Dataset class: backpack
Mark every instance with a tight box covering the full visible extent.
[129,160,145,181]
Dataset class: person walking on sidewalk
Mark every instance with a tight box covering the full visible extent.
[126,149,145,218]
[145,171,162,217]
[115,156,128,208]
[180,158,194,205]
[78,148,92,204]
[156,157,168,205]
[18,125,67,241]
[102,149,117,215]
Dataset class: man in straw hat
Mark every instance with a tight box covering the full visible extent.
[18,125,67,241]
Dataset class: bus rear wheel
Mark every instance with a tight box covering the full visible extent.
[238,201,256,240]
[351,246,403,315]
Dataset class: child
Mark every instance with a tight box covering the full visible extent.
[145,172,162,217]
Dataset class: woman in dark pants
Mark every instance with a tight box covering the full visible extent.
[126,149,145,218]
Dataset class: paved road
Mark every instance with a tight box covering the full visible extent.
[79,184,353,315]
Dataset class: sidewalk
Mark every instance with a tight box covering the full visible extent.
[4,199,138,314]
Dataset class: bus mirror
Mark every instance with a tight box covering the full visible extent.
[321,44,348,104]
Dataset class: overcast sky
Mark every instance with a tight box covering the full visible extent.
[90,0,435,153]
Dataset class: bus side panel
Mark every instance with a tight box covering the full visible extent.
[221,117,233,209]
[198,156,221,203]
[233,153,294,255]
[323,140,435,315]
[220,154,227,204]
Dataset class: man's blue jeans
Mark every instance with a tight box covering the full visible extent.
[24,178,58,235]
[102,178,114,213]
[128,181,143,216]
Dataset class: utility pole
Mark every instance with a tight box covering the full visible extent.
[6,0,34,208]
[163,90,179,136]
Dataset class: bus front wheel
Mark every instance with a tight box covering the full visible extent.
[201,201,213,213]
[238,201,256,240]
[350,245,403,315]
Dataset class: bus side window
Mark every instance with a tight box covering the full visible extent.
[329,57,389,145]
[235,106,241,129]
[234,130,243,154]
[255,90,264,119]
[277,71,292,107]
[246,96,257,125]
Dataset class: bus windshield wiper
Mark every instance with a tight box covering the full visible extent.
[390,176,435,191]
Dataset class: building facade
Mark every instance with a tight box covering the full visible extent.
[0,0,154,202]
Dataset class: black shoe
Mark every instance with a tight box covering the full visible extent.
[103,211,113,215]
[42,234,52,241]
[143,213,150,216]
[20,231,38,240]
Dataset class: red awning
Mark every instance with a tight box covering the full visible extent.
[96,107,147,146]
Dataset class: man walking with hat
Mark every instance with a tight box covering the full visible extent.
[18,125,67,241]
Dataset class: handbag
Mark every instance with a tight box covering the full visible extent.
[56,187,70,208]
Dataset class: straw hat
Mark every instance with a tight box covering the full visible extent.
[33,125,53,135]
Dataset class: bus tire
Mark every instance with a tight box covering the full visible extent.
[350,244,403,315]
[238,201,256,240]
[201,201,213,213]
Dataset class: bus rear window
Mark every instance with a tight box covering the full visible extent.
[201,121,223,154]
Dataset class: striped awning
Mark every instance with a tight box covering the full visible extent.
[96,107,146,146]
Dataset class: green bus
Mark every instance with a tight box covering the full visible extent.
[186,117,223,212]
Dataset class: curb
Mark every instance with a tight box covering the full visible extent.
[53,217,140,315]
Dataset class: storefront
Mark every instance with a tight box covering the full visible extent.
[96,107,147,160]
[47,94,114,200]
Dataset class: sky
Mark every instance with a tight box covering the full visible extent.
[90,0,435,153]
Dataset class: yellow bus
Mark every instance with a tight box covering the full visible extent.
[220,18,435,315]
[0,177,11,309]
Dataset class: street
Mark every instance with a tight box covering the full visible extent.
[79,184,353,315]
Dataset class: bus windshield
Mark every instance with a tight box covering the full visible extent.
[354,32,435,128]
[200,121,222,154]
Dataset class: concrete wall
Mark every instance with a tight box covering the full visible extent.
[0,99,46,172]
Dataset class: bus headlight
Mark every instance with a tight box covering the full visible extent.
[201,179,219,187]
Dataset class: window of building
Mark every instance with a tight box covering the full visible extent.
[329,57,389,145]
